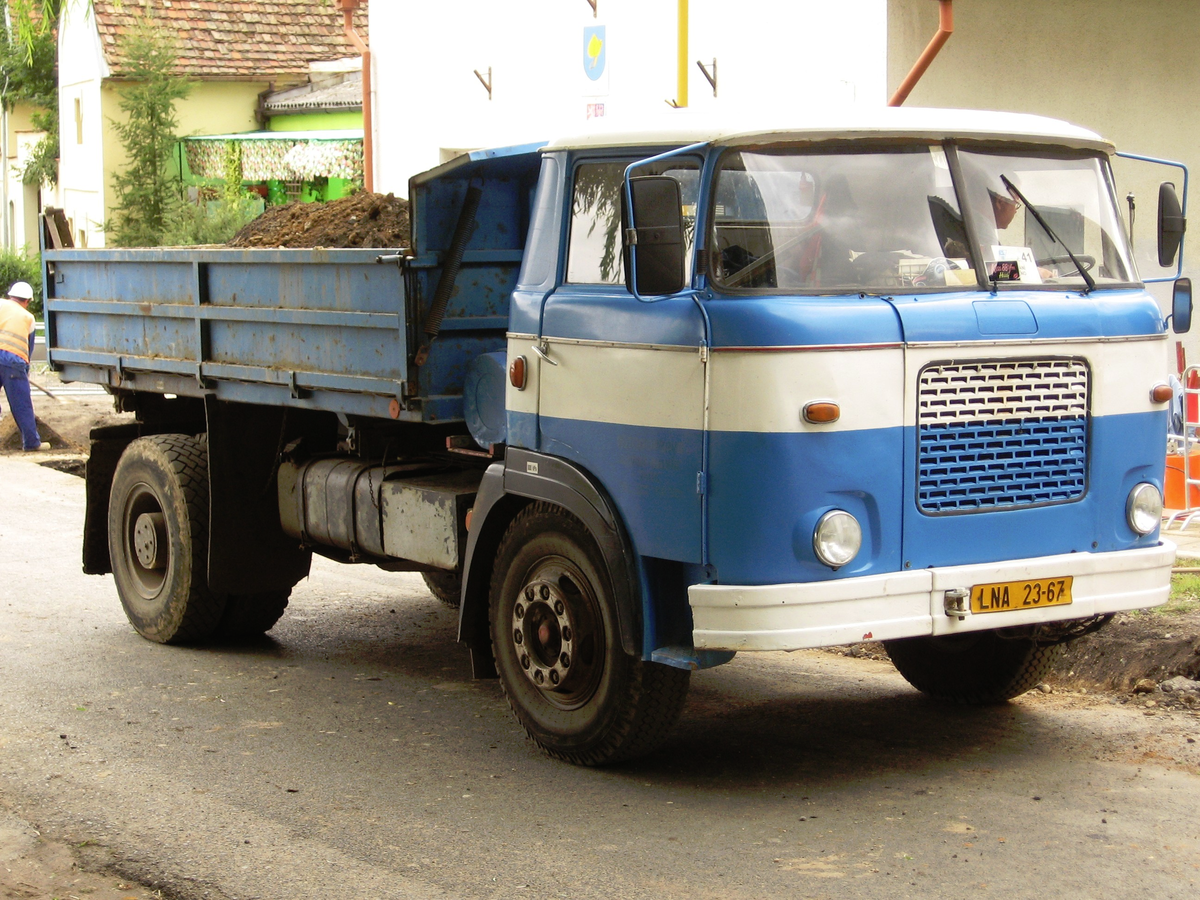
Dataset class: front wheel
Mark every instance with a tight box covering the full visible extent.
[108,435,225,643]
[884,631,1060,704]
[489,503,690,765]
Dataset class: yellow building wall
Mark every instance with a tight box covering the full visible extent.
[3,101,47,253]
[99,80,276,233]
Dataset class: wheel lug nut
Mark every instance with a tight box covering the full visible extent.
[525,587,534,601]
[513,629,523,644]
[534,670,545,684]
[560,653,570,668]
[561,626,572,642]
[539,585,550,600]
[554,600,564,615]
[521,654,530,669]
[549,671,560,685]
[515,602,525,618]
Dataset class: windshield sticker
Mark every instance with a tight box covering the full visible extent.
[991,246,1042,284]
[990,260,1021,282]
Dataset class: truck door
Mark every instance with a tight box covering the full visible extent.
[536,157,707,565]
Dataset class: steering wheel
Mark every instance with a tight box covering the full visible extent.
[1036,254,1095,273]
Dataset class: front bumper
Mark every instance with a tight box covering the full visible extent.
[689,541,1175,652]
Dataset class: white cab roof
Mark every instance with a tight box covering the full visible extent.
[544,106,1112,154]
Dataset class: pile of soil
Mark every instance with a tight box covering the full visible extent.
[0,414,72,452]
[825,609,1200,696]
[1051,610,1200,690]
[227,192,411,249]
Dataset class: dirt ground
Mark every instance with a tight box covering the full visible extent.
[0,799,164,900]
[226,191,411,249]
[3,367,1199,898]
[0,369,128,461]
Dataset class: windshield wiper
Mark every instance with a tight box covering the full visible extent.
[1000,175,1096,294]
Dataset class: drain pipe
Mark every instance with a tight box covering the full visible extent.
[888,0,954,107]
[334,0,374,192]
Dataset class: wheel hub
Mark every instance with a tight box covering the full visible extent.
[133,511,167,570]
[512,579,576,692]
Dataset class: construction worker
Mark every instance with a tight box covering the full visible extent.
[0,281,49,451]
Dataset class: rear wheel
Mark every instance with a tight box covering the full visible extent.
[884,631,1059,704]
[422,570,462,608]
[218,590,290,638]
[489,503,690,765]
[108,435,225,643]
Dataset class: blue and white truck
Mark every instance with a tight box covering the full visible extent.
[45,107,1191,764]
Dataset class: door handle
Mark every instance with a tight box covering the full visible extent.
[532,341,558,366]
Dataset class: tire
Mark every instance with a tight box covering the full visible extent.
[108,435,225,644]
[422,570,462,608]
[218,590,290,638]
[884,631,1060,704]
[489,502,690,765]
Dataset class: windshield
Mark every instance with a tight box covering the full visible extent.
[957,149,1135,288]
[709,145,1137,293]
[711,147,974,292]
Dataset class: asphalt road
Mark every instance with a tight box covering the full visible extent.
[1,454,1198,900]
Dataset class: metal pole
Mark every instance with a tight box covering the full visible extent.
[336,0,373,193]
[889,0,954,107]
[677,0,688,108]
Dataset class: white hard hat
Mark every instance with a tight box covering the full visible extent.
[7,281,33,301]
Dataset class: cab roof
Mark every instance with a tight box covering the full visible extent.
[543,106,1112,155]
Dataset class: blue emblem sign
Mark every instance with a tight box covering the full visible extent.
[583,26,606,81]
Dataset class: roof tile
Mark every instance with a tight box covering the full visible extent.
[92,0,368,79]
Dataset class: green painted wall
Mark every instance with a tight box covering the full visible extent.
[269,111,363,132]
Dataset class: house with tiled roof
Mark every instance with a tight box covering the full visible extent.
[57,0,368,247]
[2,1,56,256]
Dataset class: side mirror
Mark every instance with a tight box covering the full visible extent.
[1173,277,1192,334]
[624,175,685,296]
[1158,181,1186,267]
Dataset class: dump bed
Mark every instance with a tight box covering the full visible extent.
[43,146,543,424]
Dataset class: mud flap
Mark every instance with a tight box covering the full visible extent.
[204,398,311,594]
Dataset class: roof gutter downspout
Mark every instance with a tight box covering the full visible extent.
[335,0,373,192]
[888,0,953,107]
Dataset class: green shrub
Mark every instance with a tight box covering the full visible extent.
[160,194,264,246]
[0,247,43,318]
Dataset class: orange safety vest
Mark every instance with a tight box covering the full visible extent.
[0,298,35,363]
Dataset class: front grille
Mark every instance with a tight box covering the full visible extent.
[917,358,1090,513]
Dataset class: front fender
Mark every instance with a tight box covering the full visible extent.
[458,448,643,678]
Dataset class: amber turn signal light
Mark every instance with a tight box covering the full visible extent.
[509,355,527,390]
[803,401,840,424]
[1150,383,1174,404]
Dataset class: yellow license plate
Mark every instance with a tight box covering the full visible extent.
[970,576,1073,614]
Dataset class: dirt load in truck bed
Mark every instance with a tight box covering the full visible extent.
[227,192,411,249]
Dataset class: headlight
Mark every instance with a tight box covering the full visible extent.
[813,510,862,568]
[1126,483,1162,535]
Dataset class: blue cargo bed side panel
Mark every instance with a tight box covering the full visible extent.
[45,249,417,418]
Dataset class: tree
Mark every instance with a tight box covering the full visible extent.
[106,17,191,247]
[0,0,61,187]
